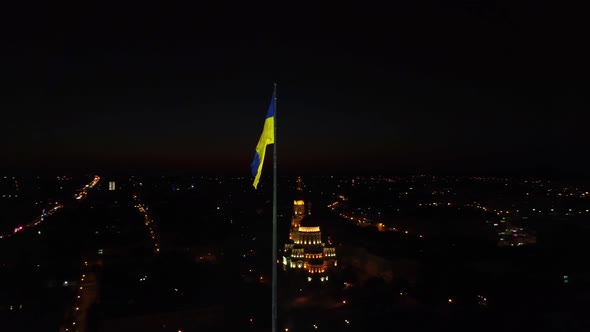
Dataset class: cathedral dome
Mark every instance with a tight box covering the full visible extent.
[299,214,321,227]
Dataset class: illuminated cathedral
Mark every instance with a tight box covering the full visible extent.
[283,178,337,279]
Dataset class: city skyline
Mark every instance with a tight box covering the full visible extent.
[2,173,590,330]
[1,2,589,330]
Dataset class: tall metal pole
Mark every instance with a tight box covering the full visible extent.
[272,82,278,332]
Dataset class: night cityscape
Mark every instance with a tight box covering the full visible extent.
[1,1,589,332]
[2,174,590,331]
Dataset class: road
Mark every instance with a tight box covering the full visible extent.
[0,175,100,240]
[133,194,161,254]
[60,260,99,332]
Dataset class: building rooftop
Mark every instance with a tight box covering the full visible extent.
[298,226,320,232]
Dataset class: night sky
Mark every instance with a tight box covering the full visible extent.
[1,2,587,176]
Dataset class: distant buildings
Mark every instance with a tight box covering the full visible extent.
[497,221,536,247]
[283,178,337,279]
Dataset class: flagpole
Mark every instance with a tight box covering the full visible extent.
[272,82,278,332]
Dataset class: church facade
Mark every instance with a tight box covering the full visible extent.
[282,178,337,279]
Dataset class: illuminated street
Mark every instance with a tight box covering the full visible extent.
[133,194,161,254]
[60,261,98,332]
[1,176,99,240]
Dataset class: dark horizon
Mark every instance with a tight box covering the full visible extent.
[2,2,588,176]
[2,165,588,183]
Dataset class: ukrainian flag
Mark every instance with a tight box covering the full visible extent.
[251,95,275,189]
